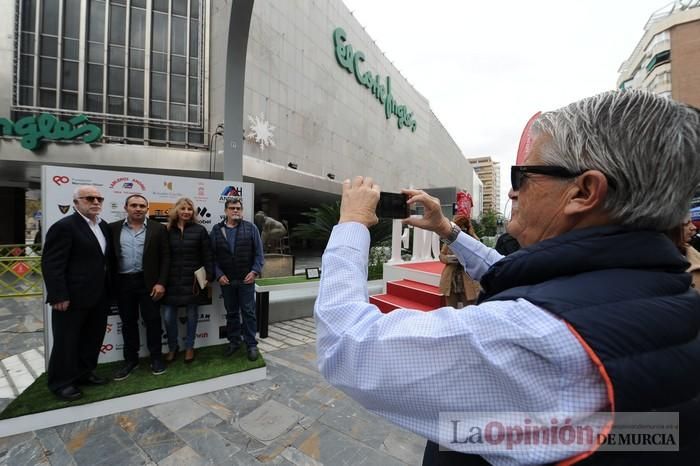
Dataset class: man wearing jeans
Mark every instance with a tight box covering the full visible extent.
[109,194,170,379]
[210,198,264,361]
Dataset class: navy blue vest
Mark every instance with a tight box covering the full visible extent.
[424,226,700,465]
[211,220,256,280]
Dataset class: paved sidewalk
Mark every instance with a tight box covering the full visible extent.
[0,318,426,465]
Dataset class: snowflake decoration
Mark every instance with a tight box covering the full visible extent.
[245,113,276,151]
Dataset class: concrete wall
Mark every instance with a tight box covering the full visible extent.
[210,0,478,195]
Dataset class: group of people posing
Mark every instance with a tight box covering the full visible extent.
[41,188,264,401]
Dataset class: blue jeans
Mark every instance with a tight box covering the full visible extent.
[162,304,199,351]
[221,281,257,348]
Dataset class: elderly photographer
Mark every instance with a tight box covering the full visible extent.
[314,90,700,465]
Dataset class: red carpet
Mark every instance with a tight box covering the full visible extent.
[395,261,444,275]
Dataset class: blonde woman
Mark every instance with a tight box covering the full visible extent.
[161,198,213,363]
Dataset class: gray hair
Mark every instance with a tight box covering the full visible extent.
[72,185,98,201]
[533,90,700,231]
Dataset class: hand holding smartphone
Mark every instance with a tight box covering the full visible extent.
[376,192,409,219]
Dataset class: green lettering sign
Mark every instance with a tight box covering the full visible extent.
[333,27,417,132]
[0,113,102,150]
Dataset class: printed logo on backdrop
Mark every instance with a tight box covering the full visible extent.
[52,175,70,186]
[151,180,183,199]
[195,183,207,202]
[163,181,173,191]
[109,176,146,194]
[57,204,70,214]
[197,206,212,225]
[219,186,242,203]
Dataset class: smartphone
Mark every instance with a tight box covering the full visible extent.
[376,192,409,219]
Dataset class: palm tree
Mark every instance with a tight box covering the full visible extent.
[292,201,392,247]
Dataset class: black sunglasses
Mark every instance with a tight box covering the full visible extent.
[78,196,105,203]
[510,165,584,191]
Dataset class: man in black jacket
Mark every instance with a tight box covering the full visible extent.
[42,185,114,401]
[210,198,264,361]
[110,194,170,380]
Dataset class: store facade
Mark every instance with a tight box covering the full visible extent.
[0,0,480,242]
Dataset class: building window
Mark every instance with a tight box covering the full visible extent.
[14,0,206,147]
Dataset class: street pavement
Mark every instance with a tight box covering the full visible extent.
[0,297,426,465]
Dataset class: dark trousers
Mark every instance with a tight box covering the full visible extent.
[47,295,109,392]
[117,273,163,362]
[221,281,257,347]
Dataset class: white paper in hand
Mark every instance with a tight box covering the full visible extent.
[194,266,207,289]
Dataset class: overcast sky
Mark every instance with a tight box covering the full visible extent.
[342,0,671,213]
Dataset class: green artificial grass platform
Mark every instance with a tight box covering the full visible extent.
[255,275,319,286]
[0,343,265,420]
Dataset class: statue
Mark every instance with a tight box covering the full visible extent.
[254,211,287,253]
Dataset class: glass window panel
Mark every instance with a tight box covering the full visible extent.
[62,60,79,90]
[19,86,34,106]
[87,64,103,92]
[171,55,186,75]
[63,0,81,38]
[189,131,203,144]
[188,104,198,122]
[129,49,145,69]
[170,75,185,103]
[188,58,198,76]
[130,8,146,47]
[127,125,143,139]
[169,102,186,121]
[41,0,59,35]
[170,129,186,142]
[86,93,103,112]
[150,100,166,119]
[128,70,144,98]
[151,52,166,72]
[108,96,124,114]
[190,0,199,19]
[20,55,34,85]
[63,38,79,60]
[88,42,104,63]
[153,0,168,12]
[171,17,186,55]
[173,0,186,16]
[111,0,125,5]
[39,89,56,107]
[150,72,167,100]
[88,0,105,42]
[39,57,57,87]
[152,12,168,52]
[106,124,123,136]
[188,78,198,104]
[108,66,125,96]
[21,0,37,31]
[131,0,146,8]
[127,98,143,116]
[61,91,78,110]
[109,45,125,66]
[189,20,199,58]
[110,5,126,45]
[40,35,57,57]
[150,126,166,141]
[20,33,34,54]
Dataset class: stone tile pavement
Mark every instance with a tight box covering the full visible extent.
[0,342,426,465]
[0,297,427,465]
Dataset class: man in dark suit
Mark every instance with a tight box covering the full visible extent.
[42,185,114,401]
[110,194,170,380]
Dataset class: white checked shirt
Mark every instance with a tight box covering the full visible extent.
[314,223,608,465]
[76,210,106,254]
